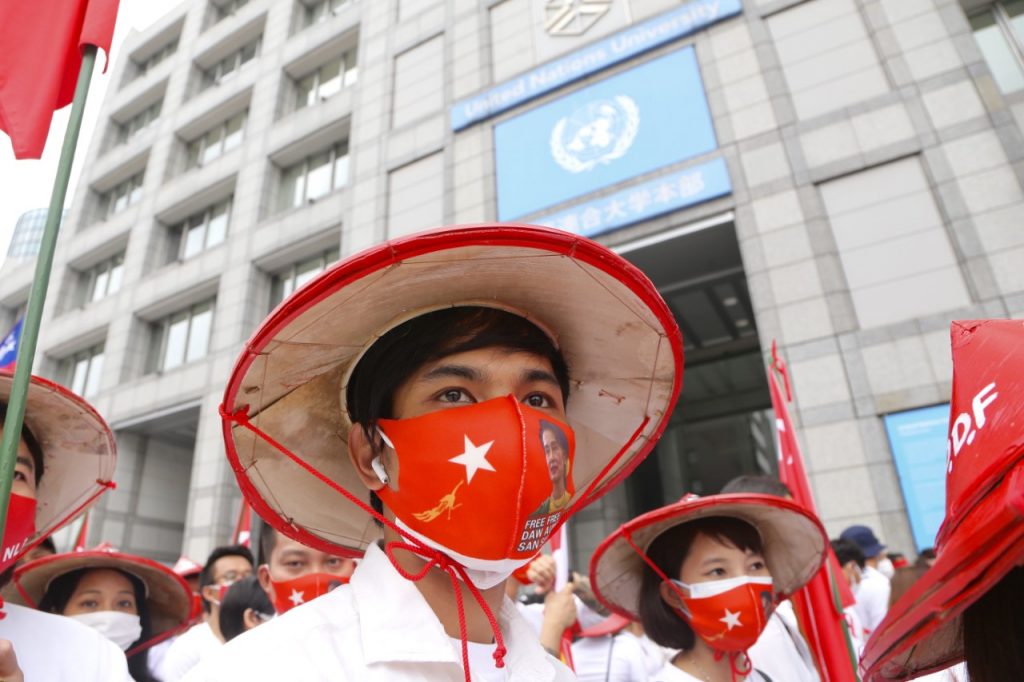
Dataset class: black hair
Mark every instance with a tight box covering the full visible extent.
[915,547,936,568]
[218,575,274,642]
[346,307,571,517]
[0,402,45,486]
[831,538,866,569]
[39,567,158,682]
[638,516,764,650]
[962,565,1024,680]
[199,544,254,614]
[720,475,793,498]
[37,536,56,554]
[258,526,277,567]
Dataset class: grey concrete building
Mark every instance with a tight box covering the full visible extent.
[2,0,1023,567]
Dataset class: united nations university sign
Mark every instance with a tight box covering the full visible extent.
[451,0,742,131]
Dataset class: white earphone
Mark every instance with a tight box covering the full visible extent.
[371,456,389,486]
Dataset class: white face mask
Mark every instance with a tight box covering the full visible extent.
[672,575,774,599]
[393,518,528,590]
[69,611,143,651]
[876,558,895,579]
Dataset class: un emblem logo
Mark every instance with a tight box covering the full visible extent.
[550,96,640,173]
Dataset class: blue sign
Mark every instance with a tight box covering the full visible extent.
[451,0,742,130]
[494,48,717,221]
[884,404,951,552]
[536,157,731,238]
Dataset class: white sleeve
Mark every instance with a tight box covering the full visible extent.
[865,581,891,633]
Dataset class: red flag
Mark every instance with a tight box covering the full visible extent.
[233,499,252,548]
[769,341,861,682]
[0,0,119,159]
[73,513,89,551]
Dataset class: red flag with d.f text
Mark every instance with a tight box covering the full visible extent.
[769,342,860,682]
[0,0,120,159]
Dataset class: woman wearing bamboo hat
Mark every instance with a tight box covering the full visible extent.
[0,372,125,680]
[861,319,1024,682]
[590,493,829,682]
[184,223,683,682]
[12,542,197,682]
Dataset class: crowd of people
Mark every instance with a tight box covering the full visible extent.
[0,225,1020,682]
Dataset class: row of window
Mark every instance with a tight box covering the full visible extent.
[108,39,357,161]
[59,248,340,397]
[126,0,359,90]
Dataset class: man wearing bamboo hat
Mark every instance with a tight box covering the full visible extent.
[185,224,684,682]
[0,372,127,680]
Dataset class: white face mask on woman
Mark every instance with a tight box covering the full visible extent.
[69,611,143,651]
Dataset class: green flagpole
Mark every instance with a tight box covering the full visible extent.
[0,45,98,537]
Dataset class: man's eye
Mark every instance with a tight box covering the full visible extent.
[750,561,766,571]
[439,389,472,403]
[118,599,135,609]
[13,470,26,482]
[524,393,552,408]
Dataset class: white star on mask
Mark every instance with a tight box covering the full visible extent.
[448,435,496,483]
[289,589,306,607]
[720,608,742,631]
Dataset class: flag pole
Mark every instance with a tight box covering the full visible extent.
[0,45,98,535]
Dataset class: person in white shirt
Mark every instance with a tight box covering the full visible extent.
[13,542,196,682]
[590,494,831,682]
[838,525,891,637]
[160,545,253,681]
[830,538,867,653]
[0,373,125,681]
[182,225,683,681]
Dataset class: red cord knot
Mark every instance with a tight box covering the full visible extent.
[219,404,251,425]
[96,479,116,490]
[493,644,507,668]
[0,594,5,619]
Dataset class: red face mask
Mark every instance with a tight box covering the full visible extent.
[377,396,575,569]
[671,575,774,652]
[1,493,37,573]
[269,571,349,614]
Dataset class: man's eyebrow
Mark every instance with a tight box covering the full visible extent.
[419,364,485,383]
[15,455,34,472]
[277,549,311,560]
[520,368,560,386]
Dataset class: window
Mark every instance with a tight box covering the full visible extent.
[200,36,260,91]
[304,0,355,27]
[76,253,125,307]
[971,2,1024,94]
[133,40,178,81]
[116,100,162,145]
[97,171,145,221]
[59,344,105,398]
[215,0,249,22]
[295,50,358,111]
[149,300,214,372]
[186,111,246,168]
[173,198,232,260]
[277,142,350,212]
[270,247,340,308]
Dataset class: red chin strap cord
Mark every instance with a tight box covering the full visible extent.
[222,403,651,680]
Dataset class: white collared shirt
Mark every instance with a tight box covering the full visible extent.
[0,603,131,681]
[182,543,574,681]
[748,600,820,682]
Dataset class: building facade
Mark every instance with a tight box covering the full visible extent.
[2,0,1023,567]
[7,209,66,261]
